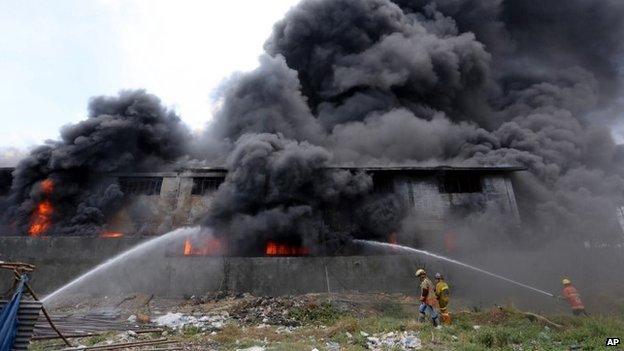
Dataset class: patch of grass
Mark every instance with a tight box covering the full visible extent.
[181,325,202,337]
[213,324,243,344]
[472,328,506,348]
[85,332,112,346]
[449,344,490,351]
[558,316,624,348]
[271,341,326,351]
[374,300,411,319]
[289,302,346,325]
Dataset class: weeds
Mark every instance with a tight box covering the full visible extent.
[289,302,346,325]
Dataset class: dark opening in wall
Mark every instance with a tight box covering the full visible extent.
[0,169,12,196]
[438,173,482,194]
[372,173,394,193]
[191,177,225,195]
[119,177,163,195]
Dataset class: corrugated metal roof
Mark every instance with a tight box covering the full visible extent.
[0,299,42,351]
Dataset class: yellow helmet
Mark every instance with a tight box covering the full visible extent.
[415,269,426,277]
[562,278,571,285]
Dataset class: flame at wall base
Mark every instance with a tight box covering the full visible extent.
[183,237,225,256]
[265,241,310,256]
[28,179,54,237]
[28,200,53,237]
[101,231,124,238]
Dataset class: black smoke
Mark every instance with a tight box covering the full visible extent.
[1,90,190,235]
[204,0,624,249]
[2,0,624,258]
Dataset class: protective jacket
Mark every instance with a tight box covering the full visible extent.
[435,280,450,309]
[562,285,585,310]
[420,277,437,305]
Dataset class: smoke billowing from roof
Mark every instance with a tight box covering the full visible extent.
[1,90,190,235]
[2,0,624,249]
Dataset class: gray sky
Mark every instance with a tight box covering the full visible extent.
[0,0,299,156]
[2,0,623,167]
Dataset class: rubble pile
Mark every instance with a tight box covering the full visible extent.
[229,295,308,326]
[362,331,423,350]
[153,312,228,332]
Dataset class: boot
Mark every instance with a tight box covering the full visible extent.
[432,316,441,328]
[418,313,426,323]
[441,312,452,325]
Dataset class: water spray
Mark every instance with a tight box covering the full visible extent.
[42,226,205,304]
[356,240,555,298]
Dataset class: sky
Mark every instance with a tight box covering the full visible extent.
[0,0,299,164]
[2,0,623,167]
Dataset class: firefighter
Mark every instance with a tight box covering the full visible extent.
[416,268,440,327]
[559,278,589,316]
[434,273,451,325]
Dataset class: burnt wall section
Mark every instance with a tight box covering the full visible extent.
[109,169,226,236]
[396,173,520,240]
[0,166,523,238]
[107,167,523,238]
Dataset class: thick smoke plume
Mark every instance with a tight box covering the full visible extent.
[1,90,190,235]
[205,0,624,250]
[2,0,624,266]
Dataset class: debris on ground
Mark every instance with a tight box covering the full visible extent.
[29,292,624,351]
[365,331,422,350]
[154,311,229,331]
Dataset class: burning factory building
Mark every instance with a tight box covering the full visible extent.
[2,0,624,300]
[0,163,531,296]
[0,165,523,253]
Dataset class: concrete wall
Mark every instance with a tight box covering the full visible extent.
[393,174,520,243]
[109,171,224,236]
[107,170,521,238]
[0,236,424,297]
[0,236,145,295]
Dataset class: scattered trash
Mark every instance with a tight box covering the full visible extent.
[326,341,340,351]
[366,331,422,350]
[236,346,265,351]
[154,312,228,331]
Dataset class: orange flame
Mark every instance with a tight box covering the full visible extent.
[265,241,310,256]
[183,239,193,255]
[183,237,225,256]
[40,179,54,194]
[28,179,54,236]
[28,200,53,236]
[101,231,124,238]
[388,232,398,245]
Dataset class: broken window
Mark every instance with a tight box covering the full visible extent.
[191,177,224,195]
[0,169,12,196]
[438,173,482,194]
[372,173,393,193]
[119,177,163,195]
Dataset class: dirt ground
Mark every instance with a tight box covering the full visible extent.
[30,292,624,350]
